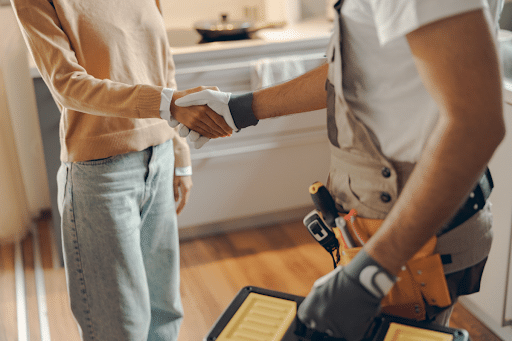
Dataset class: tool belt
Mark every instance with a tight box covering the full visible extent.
[306,169,493,321]
[437,168,493,236]
[333,211,450,321]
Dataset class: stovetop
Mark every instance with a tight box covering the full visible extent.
[166,28,259,48]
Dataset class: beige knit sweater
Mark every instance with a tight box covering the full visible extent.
[11,0,191,167]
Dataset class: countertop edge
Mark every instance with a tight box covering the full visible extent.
[28,18,333,79]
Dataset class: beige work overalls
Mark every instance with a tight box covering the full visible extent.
[325,0,493,321]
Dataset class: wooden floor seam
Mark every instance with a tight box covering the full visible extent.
[0,217,504,341]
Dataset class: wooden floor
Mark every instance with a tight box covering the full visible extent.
[0,216,503,341]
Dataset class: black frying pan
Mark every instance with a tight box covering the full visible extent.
[194,14,285,41]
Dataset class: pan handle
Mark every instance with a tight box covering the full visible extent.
[246,21,287,34]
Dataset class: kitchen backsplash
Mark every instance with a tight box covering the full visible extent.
[160,0,320,29]
[0,0,325,27]
[302,0,326,20]
[161,0,265,28]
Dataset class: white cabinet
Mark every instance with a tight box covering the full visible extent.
[458,98,512,341]
[29,18,333,257]
[170,22,333,239]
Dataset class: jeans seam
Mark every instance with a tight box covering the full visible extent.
[69,163,97,340]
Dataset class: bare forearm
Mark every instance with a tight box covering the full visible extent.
[365,9,505,275]
[366,115,503,274]
[252,63,328,119]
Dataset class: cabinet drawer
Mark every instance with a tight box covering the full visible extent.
[175,53,327,93]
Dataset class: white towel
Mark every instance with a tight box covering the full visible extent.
[250,55,307,90]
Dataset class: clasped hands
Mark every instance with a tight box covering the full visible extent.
[170,87,256,148]
[169,87,233,143]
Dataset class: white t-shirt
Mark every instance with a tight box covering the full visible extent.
[340,0,503,162]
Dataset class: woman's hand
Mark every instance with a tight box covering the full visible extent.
[171,86,233,138]
[174,175,193,215]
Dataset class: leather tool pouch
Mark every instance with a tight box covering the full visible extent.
[333,210,452,321]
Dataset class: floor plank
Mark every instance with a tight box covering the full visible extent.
[22,233,41,341]
[0,243,16,341]
[449,302,502,341]
[43,267,81,341]
[0,216,504,341]
[177,220,503,341]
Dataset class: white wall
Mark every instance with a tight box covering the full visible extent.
[0,7,51,242]
[160,0,265,29]
[301,0,327,20]
[160,0,307,29]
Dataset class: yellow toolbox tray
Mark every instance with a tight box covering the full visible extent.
[204,286,470,341]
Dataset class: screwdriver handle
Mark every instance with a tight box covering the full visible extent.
[309,182,338,227]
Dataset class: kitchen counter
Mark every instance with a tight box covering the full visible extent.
[29,20,512,103]
[29,18,333,78]
[171,18,332,52]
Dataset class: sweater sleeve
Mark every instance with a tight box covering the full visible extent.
[160,89,192,168]
[11,0,163,119]
[152,0,191,168]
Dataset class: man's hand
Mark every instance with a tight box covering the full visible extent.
[297,249,395,340]
[173,175,192,215]
[174,90,259,148]
[170,86,233,139]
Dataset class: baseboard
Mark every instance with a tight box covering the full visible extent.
[178,205,315,241]
[458,296,512,341]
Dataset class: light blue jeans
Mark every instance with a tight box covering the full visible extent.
[57,139,183,341]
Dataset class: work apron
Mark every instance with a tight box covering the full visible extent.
[325,0,493,321]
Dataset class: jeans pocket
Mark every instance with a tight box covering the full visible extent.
[75,155,119,166]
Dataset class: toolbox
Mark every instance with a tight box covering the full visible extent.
[204,286,470,341]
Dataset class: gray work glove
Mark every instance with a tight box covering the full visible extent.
[174,90,258,148]
[297,249,396,341]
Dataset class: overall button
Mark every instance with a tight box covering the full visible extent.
[381,167,391,178]
[381,192,391,203]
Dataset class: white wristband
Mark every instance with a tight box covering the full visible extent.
[160,88,178,127]
[345,249,397,299]
[175,166,192,176]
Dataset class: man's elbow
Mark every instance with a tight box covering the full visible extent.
[494,119,506,149]
[485,110,506,155]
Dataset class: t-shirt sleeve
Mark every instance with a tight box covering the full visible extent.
[370,0,487,46]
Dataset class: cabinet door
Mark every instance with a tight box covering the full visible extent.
[506,106,512,324]
[33,78,64,266]
[459,101,512,340]
[507,241,512,323]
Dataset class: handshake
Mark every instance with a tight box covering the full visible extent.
[169,87,259,148]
